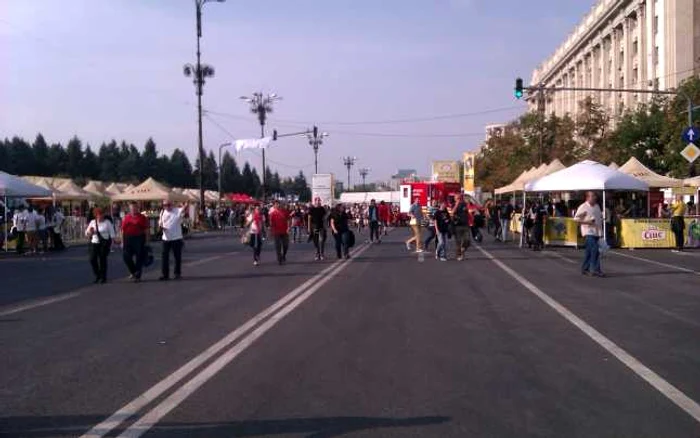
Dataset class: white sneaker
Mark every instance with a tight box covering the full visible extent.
[457,256,464,261]
[253,260,259,266]
[405,242,411,251]
[416,249,425,253]
[440,257,447,262]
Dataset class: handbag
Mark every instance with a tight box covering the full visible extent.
[241,231,252,246]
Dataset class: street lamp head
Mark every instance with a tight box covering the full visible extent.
[183,64,194,77]
[321,132,329,137]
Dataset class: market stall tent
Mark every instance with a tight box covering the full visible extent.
[685,176,700,187]
[112,178,189,202]
[104,183,123,197]
[618,157,684,188]
[55,180,93,201]
[83,181,108,198]
[1,171,53,250]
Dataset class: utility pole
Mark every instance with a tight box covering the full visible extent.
[217,142,232,207]
[358,168,370,190]
[342,156,357,190]
[184,0,225,219]
[306,126,329,174]
[536,84,546,166]
[240,92,281,201]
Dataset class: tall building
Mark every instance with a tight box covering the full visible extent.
[529,0,700,118]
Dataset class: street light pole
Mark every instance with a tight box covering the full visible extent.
[342,156,357,190]
[240,92,281,201]
[306,126,329,174]
[218,142,232,207]
[358,168,370,190]
[184,0,225,219]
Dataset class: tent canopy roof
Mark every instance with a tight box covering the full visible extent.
[112,177,189,202]
[618,157,684,188]
[0,171,53,198]
[525,160,649,192]
[54,180,92,200]
[83,181,107,197]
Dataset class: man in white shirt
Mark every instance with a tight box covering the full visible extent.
[24,206,39,254]
[50,208,66,251]
[574,191,605,277]
[159,201,187,281]
[12,205,28,255]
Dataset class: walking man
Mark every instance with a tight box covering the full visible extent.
[367,199,381,243]
[121,202,150,282]
[451,194,471,261]
[330,204,351,259]
[159,201,187,281]
[49,207,66,251]
[269,200,290,265]
[670,194,686,253]
[405,199,424,253]
[498,200,514,242]
[12,205,27,255]
[307,197,327,261]
[574,191,605,277]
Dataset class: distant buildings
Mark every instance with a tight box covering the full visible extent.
[529,0,700,119]
[388,169,418,190]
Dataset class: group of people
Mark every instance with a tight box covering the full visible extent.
[83,201,186,283]
[10,205,66,254]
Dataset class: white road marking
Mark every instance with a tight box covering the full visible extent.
[610,251,700,276]
[80,244,368,438]
[477,245,700,425]
[0,292,82,317]
[118,243,372,438]
[542,249,577,264]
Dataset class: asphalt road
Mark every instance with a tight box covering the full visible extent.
[1,228,700,437]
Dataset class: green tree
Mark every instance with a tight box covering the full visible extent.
[575,97,610,156]
[32,133,50,176]
[65,136,84,177]
[168,149,194,188]
[141,138,159,180]
[48,142,69,176]
[82,145,100,180]
[220,151,241,193]
[98,141,120,182]
[660,76,700,177]
[194,151,219,190]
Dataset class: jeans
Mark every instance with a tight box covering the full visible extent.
[123,235,146,277]
[500,219,509,241]
[250,233,263,261]
[453,225,471,258]
[311,228,326,257]
[369,221,380,242]
[291,226,301,243]
[162,239,183,278]
[671,216,685,250]
[423,226,436,250]
[89,241,111,280]
[333,231,350,258]
[436,232,448,258]
[274,234,289,262]
[582,235,601,274]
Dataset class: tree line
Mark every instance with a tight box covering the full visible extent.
[476,76,700,191]
[0,135,312,201]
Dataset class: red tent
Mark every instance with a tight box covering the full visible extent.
[227,193,259,204]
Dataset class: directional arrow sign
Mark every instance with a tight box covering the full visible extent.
[682,126,699,144]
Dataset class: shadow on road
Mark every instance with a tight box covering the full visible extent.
[0,414,451,438]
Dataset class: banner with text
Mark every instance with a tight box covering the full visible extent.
[463,152,476,194]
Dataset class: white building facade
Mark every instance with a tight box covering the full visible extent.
[529,0,700,118]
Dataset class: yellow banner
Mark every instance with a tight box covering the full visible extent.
[619,218,697,248]
[463,152,475,193]
[544,217,582,247]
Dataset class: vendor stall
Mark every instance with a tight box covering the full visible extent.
[0,171,53,251]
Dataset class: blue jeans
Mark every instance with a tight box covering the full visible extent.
[500,219,509,241]
[582,235,601,274]
[436,232,447,258]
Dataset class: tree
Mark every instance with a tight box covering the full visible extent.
[117,142,142,182]
[32,133,50,176]
[99,140,120,182]
[65,136,84,177]
[292,171,311,202]
[7,137,35,175]
[82,145,100,180]
[169,149,194,188]
[141,138,159,180]
[194,151,218,190]
[270,171,282,196]
[660,76,700,177]
[220,151,241,193]
[575,97,610,155]
[48,142,69,176]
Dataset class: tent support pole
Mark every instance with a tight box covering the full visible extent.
[520,191,526,248]
[602,190,607,247]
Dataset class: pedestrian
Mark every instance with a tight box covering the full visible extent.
[367,199,381,243]
[86,207,118,284]
[121,201,150,282]
[36,207,48,253]
[307,197,327,261]
[49,207,66,251]
[330,204,351,259]
[451,194,471,261]
[434,201,450,261]
[423,200,438,252]
[290,205,304,243]
[25,206,39,254]
[12,205,27,255]
[574,191,605,277]
[269,200,290,265]
[378,200,390,236]
[670,194,686,252]
[498,200,514,242]
[246,206,265,266]
[530,201,547,251]
[405,199,424,253]
[158,201,187,281]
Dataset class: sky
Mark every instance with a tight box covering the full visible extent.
[0,0,597,183]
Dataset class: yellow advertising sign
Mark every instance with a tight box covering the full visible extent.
[462,152,475,193]
[618,218,697,248]
[431,160,460,183]
[544,217,582,247]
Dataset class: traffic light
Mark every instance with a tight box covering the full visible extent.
[313,126,318,138]
[514,78,524,99]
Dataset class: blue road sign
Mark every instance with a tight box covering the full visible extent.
[682,127,699,144]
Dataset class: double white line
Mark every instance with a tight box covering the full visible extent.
[81,243,371,438]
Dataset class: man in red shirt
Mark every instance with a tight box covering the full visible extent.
[269,200,290,265]
[121,202,150,281]
[378,201,390,236]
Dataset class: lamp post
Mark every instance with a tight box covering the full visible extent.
[240,92,281,201]
[184,0,225,219]
[218,142,232,207]
[307,126,329,174]
[342,156,357,190]
[358,168,370,191]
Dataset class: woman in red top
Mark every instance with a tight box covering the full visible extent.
[121,202,149,281]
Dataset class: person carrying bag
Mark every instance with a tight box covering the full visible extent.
[86,208,118,284]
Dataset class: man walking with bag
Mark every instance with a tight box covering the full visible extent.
[159,201,187,281]
[574,191,605,277]
[121,202,150,282]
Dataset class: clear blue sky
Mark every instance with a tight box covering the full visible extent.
[1,0,596,182]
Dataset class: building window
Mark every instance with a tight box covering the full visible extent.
[654,46,659,65]
[632,68,638,84]
[653,15,659,34]
[633,40,638,56]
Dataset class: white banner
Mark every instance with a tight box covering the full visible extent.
[235,137,272,153]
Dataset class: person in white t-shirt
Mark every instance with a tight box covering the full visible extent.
[86,207,119,283]
[24,207,39,254]
[158,201,187,280]
[36,207,48,253]
[12,205,28,254]
[574,191,605,277]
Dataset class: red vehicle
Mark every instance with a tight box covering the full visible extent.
[399,182,475,212]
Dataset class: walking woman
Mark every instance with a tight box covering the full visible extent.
[670,195,686,252]
[434,202,450,261]
[86,207,118,283]
[246,206,265,266]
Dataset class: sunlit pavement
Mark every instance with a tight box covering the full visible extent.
[1,230,700,437]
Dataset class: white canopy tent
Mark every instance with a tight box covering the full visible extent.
[524,160,649,246]
[1,171,53,251]
[339,191,400,205]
